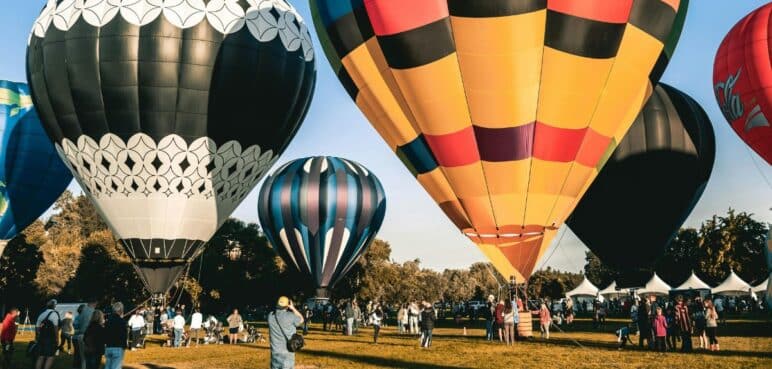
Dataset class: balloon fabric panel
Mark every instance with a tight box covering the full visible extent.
[714,2,772,164]
[311,0,684,282]
[26,0,316,294]
[0,81,72,251]
[258,157,386,291]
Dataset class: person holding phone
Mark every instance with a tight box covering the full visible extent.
[269,297,303,369]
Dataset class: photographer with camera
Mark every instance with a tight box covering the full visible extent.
[268,297,304,369]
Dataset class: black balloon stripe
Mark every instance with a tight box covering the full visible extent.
[326,11,368,58]
[448,0,547,17]
[377,17,456,70]
[629,0,677,44]
[545,9,626,59]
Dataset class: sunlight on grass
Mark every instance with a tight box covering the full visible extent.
[11,318,772,369]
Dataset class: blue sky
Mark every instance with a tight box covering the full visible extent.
[2,1,770,274]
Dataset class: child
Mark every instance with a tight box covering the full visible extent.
[665,306,678,351]
[653,306,668,352]
[615,324,634,350]
[370,306,383,344]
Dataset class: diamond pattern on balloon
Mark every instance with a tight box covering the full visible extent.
[162,0,207,29]
[82,0,121,27]
[56,133,275,208]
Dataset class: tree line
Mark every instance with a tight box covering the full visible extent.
[0,192,768,314]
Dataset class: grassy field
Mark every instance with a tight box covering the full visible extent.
[9,318,772,369]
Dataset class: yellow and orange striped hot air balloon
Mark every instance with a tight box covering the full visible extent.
[310,0,688,282]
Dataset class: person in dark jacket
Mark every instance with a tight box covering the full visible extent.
[103,303,127,369]
[420,302,436,348]
[82,311,105,369]
[637,300,651,348]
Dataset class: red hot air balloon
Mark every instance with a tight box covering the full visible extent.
[714,3,772,165]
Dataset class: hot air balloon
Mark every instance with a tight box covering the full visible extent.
[714,3,772,165]
[0,80,72,257]
[26,0,316,295]
[258,156,386,297]
[310,0,688,282]
[568,83,715,286]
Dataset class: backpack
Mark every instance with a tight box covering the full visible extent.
[37,311,59,345]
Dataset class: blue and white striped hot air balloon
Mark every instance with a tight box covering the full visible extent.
[0,80,72,257]
[258,156,386,297]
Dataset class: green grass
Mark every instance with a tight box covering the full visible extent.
[9,318,772,369]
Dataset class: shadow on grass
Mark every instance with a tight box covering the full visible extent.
[124,364,179,369]
[300,348,477,369]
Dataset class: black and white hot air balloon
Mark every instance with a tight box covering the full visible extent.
[26,0,316,294]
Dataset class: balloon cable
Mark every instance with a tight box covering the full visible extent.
[744,144,772,190]
[535,226,569,271]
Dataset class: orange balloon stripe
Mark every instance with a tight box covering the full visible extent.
[423,126,480,167]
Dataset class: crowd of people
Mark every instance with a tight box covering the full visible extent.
[621,294,722,353]
[0,290,750,369]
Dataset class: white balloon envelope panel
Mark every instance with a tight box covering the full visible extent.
[26,0,316,293]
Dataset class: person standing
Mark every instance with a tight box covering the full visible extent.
[35,299,60,369]
[268,297,303,369]
[652,307,668,352]
[75,300,97,369]
[103,302,127,369]
[705,299,720,351]
[674,296,692,352]
[189,309,203,346]
[370,304,383,344]
[344,302,355,336]
[408,302,419,335]
[301,305,313,336]
[419,302,435,348]
[172,310,185,348]
[565,298,574,325]
[538,303,551,340]
[637,300,651,348]
[396,305,406,334]
[1,308,19,369]
[692,298,707,350]
[227,309,243,345]
[82,311,105,369]
[483,297,494,341]
[127,311,145,350]
[494,299,505,342]
[59,312,75,354]
[502,300,515,346]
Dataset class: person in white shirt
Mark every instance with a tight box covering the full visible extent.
[172,311,186,348]
[188,309,203,346]
[127,311,145,350]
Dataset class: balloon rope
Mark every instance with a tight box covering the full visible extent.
[744,144,772,190]
[534,226,568,271]
[482,262,503,299]
[124,296,152,316]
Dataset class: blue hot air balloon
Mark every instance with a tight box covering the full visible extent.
[0,80,72,255]
[258,156,386,297]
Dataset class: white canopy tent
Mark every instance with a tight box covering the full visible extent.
[598,281,628,298]
[752,278,768,293]
[674,271,712,290]
[638,273,671,296]
[566,276,599,298]
[711,270,752,296]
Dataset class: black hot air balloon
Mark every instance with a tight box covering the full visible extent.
[26,0,316,295]
[567,83,715,286]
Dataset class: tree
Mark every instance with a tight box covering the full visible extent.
[695,210,768,285]
[583,251,618,288]
[655,228,700,284]
[0,221,45,310]
[443,269,476,303]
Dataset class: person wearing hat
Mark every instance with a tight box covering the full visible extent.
[35,299,60,369]
[268,297,303,369]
